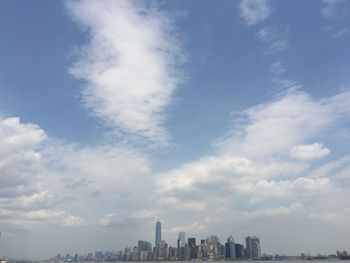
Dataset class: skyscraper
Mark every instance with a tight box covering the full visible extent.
[155,218,161,257]
[177,232,186,260]
[178,232,186,247]
[138,240,152,253]
[235,243,245,258]
[245,236,261,259]
[188,238,197,259]
[226,235,236,259]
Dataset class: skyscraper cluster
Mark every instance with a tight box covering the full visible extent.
[124,219,262,261]
[52,219,263,262]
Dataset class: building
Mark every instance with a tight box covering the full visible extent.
[177,232,186,260]
[235,243,245,258]
[138,240,152,254]
[158,240,168,259]
[206,235,220,259]
[168,246,177,260]
[246,236,261,259]
[188,237,197,259]
[226,235,236,259]
[140,251,148,261]
[155,218,161,257]
[199,240,207,260]
[131,246,139,261]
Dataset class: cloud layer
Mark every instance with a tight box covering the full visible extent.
[2,86,350,257]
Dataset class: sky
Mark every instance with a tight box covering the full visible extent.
[0,0,350,259]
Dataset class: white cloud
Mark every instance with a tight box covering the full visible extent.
[159,197,206,211]
[256,26,289,53]
[99,210,155,227]
[66,0,185,146]
[269,61,287,75]
[308,154,350,178]
[155,155,308,193]
[153,89,350,223]
[239,0,272,26]
[321,0,348,19]
[290,143,330,160]
[153,154,310,220]
[0,114,154,232]
[0,117,46,202]
[167,220,210,234]
[23,209,85,227]
[45,142,151,186]
[309,209,350,224]
[242,203,303,219]
[215,89,350,159]
[0,117,46,156]
[236,177,332,204]
[332,28,349,38]
[0,116,88,229]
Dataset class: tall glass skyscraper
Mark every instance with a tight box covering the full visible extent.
[227,235,236,259]
[155,218,161,257]
[177,232,186,260]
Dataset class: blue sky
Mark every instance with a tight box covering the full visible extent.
[1,0,350,259]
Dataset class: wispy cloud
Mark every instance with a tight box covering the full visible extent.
[166,219,211,234]
[99,210,155,227]
[256,26,289,53]
[269,61,287,75]
[66,0,185,146]
[309,209,350,224]
[236,177,332,204]
[332,28,349,38]
[321,0,348,19]
[22,209,85,226]
[242,203,303,219]
[239,0,272,26]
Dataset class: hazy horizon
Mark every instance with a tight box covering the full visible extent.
[0,0,350,259]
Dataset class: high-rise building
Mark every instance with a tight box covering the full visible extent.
[138,240,152,253]
[226,235,236,259]
[131,246,139,261]
[235,243,245,258]
[155,218,162,257]
[168,246,177,259]
[245,236,261,259]
[179,232,186,246]
[177,232,186,260]
[219,244,226,258]
[188,237,196,248]
[158,240,168,259]
[138,240,145,253]
[225,243,230,258]
[188,238,197,259]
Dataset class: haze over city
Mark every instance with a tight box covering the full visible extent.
[0,0,350,260]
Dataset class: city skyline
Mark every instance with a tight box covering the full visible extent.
[46,218,347,262]
[1,0,350,259]
[49,218,263,261]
